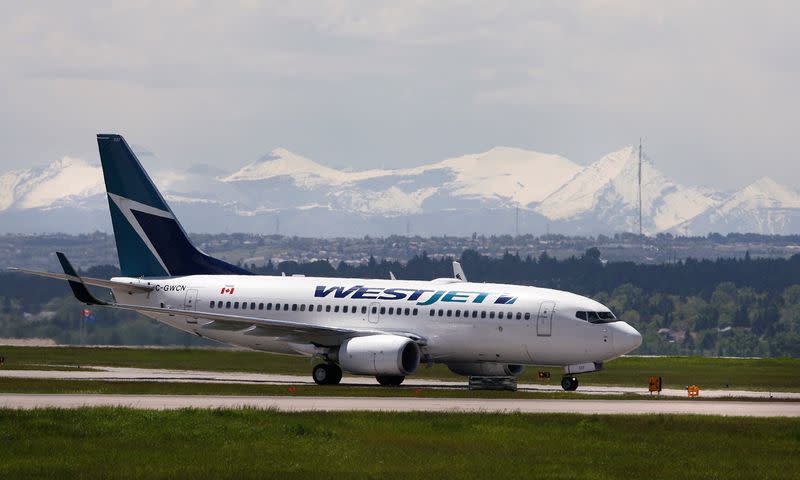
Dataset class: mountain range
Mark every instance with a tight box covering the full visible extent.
[2,146,800,236]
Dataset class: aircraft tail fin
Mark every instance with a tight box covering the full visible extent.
[97,134,251,277]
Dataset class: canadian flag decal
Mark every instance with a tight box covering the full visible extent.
[220,287,235,295]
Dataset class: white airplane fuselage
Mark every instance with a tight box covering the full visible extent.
[112,274,641,367]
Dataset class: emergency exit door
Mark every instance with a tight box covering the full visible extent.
[537,301,555,336]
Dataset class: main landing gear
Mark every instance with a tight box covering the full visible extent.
[376,375,405,386]
[312,363,343,385]
[561,376,579,391]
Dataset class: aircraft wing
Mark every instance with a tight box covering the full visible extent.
[9,267,154,295]
[113,302,424,347]
[14,252,424,348]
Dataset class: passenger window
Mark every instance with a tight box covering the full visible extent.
[326,305,331,312]
[343,306,348,313]
[413,308,418,315]
[259,303,264,310]
[300,304,306,312]
[446,310,452,317]
[455,310,461,317]
[498,311,504,319]
[372,306,377,314]
[217,301,223,308]
[234,302,239,309]
[438,309,444,316]
[226,301,231,308]
[283,304,289,311]
[318,305,323,312]
[209,301,215,308]
[388,307,394,315]
[334,306,340,313]
[472,311,478,318]
[516,312,522,320]
[292,304,298,311]
[267,303,272,310]
[481,311,486,318]
[524,312,530,320]
[404,308,410,315]
[241,302,247,310]
[309,304,314,311]
[275,303,281,310]
[250,302,256,310]
[361,306,367,314]
[430,309,435,316]
[489,311,495,319]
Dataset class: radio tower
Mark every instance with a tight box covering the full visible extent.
[638,138,643,237]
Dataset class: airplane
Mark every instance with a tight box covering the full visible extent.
[12,134,642,390]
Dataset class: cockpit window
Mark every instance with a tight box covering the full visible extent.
[575,310,618,323]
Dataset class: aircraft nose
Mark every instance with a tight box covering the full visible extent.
[611,322,642,356]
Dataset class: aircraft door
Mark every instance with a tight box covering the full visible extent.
[536,300,554,336]
[367,302,381,324]
[184,289,198,311]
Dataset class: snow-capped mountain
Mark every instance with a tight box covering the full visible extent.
[536,147,719,234]
[0,157,104,211]
[1,145,799,236]
[677,177,800,234]
[219,146,581,214]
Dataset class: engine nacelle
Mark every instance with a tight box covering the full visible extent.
[338,335,421,376]
[447,362,525,377]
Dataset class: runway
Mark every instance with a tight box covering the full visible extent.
[1,393,799,416]
[1,366,798,399]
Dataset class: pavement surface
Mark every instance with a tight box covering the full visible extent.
[1,366,798,400]
[1,393,798,416]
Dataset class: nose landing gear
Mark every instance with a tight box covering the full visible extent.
[561,376,579,391]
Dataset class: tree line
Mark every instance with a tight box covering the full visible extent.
[0,249,798,356]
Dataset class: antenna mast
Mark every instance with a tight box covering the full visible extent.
[638,138,643,237]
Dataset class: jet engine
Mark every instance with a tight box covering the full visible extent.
[447,362,525,377]
[338,335,421,376]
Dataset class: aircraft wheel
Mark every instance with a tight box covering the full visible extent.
[561,376,579,391]
[376,375,405,386]
[327,363,343,385]
[313,363,342,385]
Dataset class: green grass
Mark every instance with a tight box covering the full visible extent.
[2,346,799,391]
[0,408,798,479]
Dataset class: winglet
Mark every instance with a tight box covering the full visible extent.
[56,252,109,305]
[453,261,467,282]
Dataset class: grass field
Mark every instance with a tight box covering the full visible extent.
[1,346,799,391]
[0,408,798,479]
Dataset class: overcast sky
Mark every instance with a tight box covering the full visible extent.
[2,1,799,190]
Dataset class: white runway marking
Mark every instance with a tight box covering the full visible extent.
[1,366,798,400]
[0,393,798,416]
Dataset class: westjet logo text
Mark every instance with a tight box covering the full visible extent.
[314,285,516,305]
